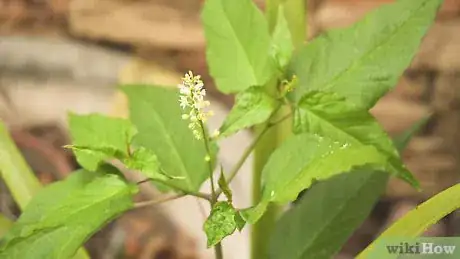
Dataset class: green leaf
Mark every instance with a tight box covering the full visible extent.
[0,120,41,210]
[293,91,418,187]
[201,0,274,93]
[122,85,215,192]
[270,6,294,70]
[218,166,233,202]
[68,113,137,171]
[0,169,137,259]
[266,0,306,48]
[0,121,90,259]
[122,146,167,181]
[219,87,278,137]
[289,0,443,109]
[269,118,427,259]
[270,169,388,259]
[358,182,460,259]
[242,133,391,224]
[204,201,242,247]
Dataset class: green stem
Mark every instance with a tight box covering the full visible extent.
[199,120,223,259]
[200,120,217,202]
[134,194,184,209]
[251,109,289,259]
[250,1,306,258]
[141,178,212,201]
[215,106,288,198]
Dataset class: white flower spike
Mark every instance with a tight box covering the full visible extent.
[178,71,214,140]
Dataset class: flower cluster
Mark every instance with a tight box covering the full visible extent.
[178,71,214,140]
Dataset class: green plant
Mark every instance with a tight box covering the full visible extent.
[0,0,450,258]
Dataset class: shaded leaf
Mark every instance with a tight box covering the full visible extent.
[293,91,417,187]
[0,169,137,259]
[270,169,388,259]
[269,118,427,259]
[0,214,12,238]
[235,212,246,232]
[270,5,294,69]
[266,0,306,48]
[201,0,274,93]
[219,87,278,137]
[242,133,391,224]
[204,202,241,247]
[122,85,216,192]
[289,0,443,109]
[68,113,137,171]
[0,120,41,209]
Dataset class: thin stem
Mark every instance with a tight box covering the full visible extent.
[215,106,290,198]
[137,178,211,201]
[199,120,217,202]
[198,120,223,259]
[134,194,184,209]
[215,243,224,259]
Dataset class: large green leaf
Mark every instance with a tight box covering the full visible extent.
[68,113,137,171]
[122,85,215,192]
[0,120,41,209]
[201,0,274,93]
[290,0,443,109]
[219,87,278,138]
[0,169,137,259]
[358,185,460,258]
[293,91,417,187]
[269,119,427,259]
[242,133,391,224]
[270,170,388,259]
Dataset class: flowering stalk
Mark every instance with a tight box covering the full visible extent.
[178,71,214,140]
[178,71,223,259]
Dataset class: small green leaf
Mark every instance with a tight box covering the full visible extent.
[235,212,246,232]
[218,166,232,202]
[358,183,460,259]
[269,119,427,259]
[293,91,418,187]
[68,113,137,171]
[270,5,294,70]
[122,147,166,180]
[0,169,137,259]
[122,85,216,192]
[290,0,443,109]
[204,201,241,247]
[219,87,278,137]
[201,0,274,93]
[242,133,391,224]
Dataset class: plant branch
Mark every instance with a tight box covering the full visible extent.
[137,178,211,201]
[134,194,184,209]
[198,120,223,259]
[215,106,290,198]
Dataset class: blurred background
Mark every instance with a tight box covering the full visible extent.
[0,0,460,258]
